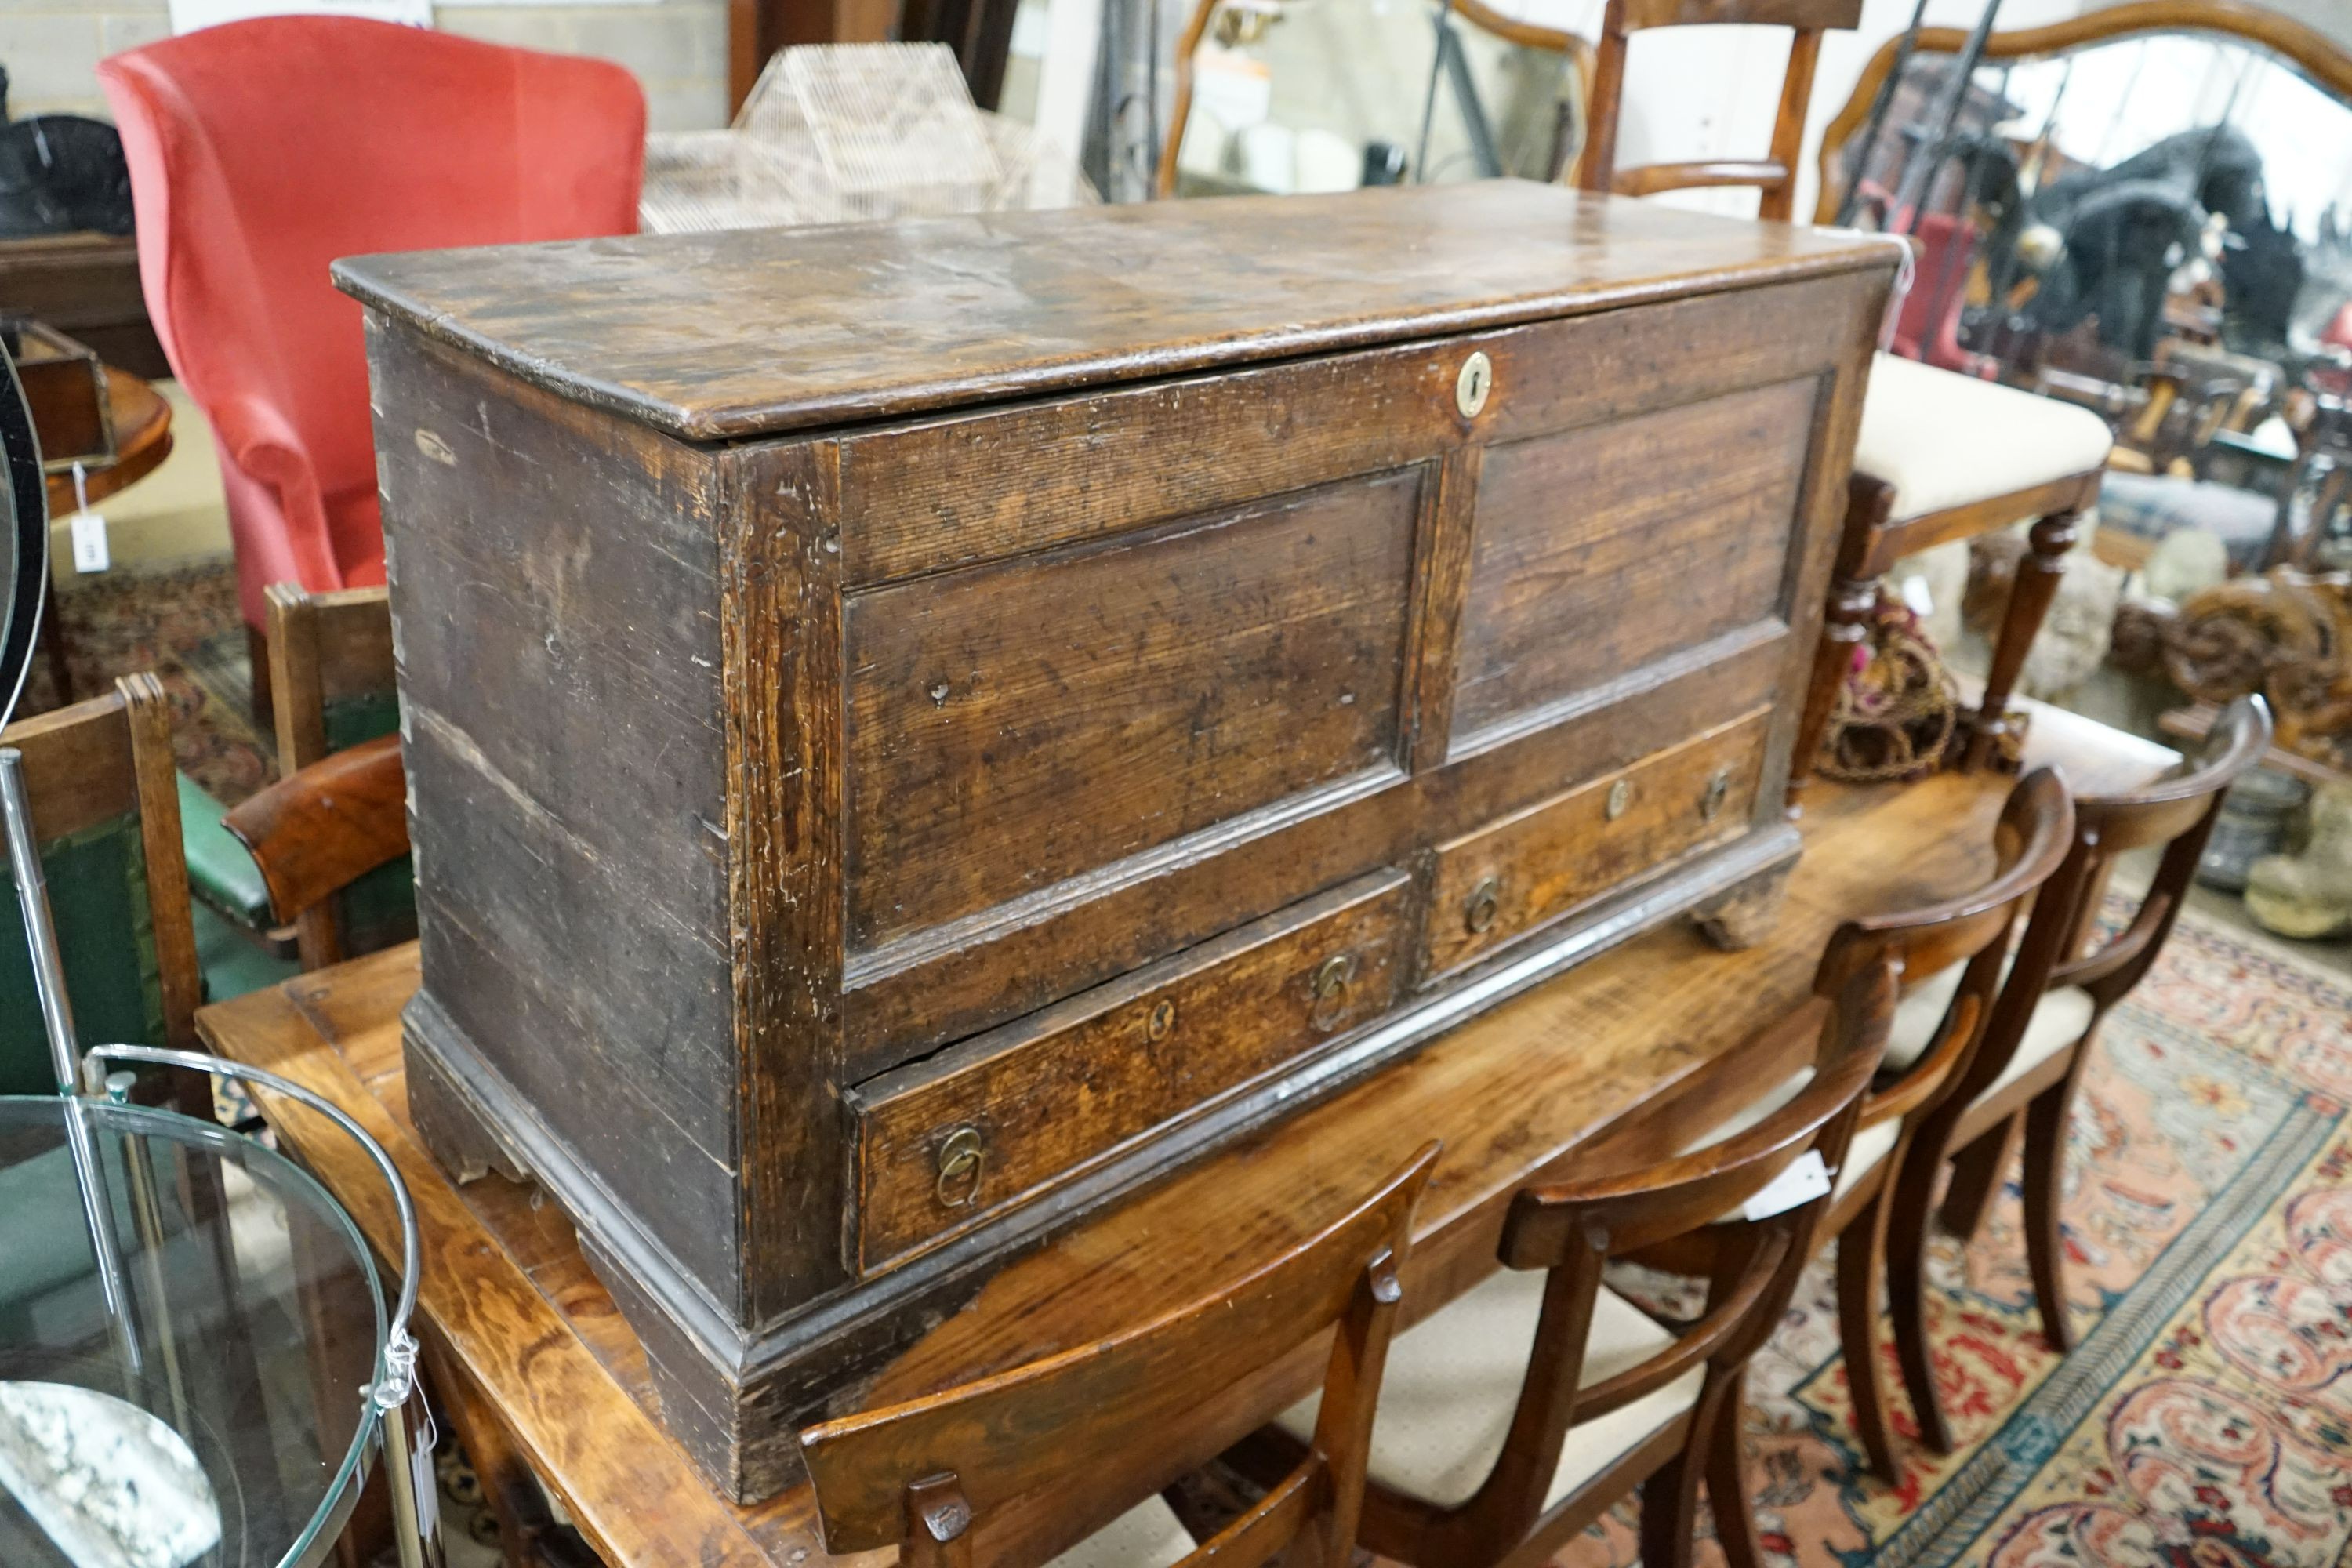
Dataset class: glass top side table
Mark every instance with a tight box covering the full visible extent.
[0,1081,427,1568]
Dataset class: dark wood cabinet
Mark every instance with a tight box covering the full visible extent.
[335,180,1895,1501]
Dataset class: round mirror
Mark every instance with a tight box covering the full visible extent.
[0,343,48,733]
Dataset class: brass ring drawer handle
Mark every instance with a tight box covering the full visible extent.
[1310,953,1359,1032]
[1147,997,1178,1043]
[935,1125,985,1210]
[1464,876,1503,935]
[1606,779,1632,821]
[1701,765,1733,822]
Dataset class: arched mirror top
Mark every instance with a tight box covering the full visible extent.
[1816,0,2352,405]
[1156,0,1595,198]
[1819,1,2352,233]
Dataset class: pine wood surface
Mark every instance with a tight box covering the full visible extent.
[193,699,2172,1567]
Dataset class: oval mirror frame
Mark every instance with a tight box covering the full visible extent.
[0,344,50,735]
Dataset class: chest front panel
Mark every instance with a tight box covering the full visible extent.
[818,278,1879,1273]
[843,471,1421,949]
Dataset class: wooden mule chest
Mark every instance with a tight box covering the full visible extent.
[333,180,1896,1501]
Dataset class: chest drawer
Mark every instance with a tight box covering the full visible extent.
[848,869,1412,1272]
[1421,710,1772,978]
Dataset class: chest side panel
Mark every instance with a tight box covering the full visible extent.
[1450,376,1820,749]
[365,325,742,1307]
[843,472,1421,951]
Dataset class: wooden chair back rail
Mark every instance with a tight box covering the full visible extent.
[1959,699,2269,1109]
[1828,767,2074,1127]
[264,583,397,772]
[1575,0,1857,222]
[1153,0,1595,197]
[223,735,408,926]
[1811,0,2352,225]
[799,1145,1438,1566]
[1504,964,1885,1265]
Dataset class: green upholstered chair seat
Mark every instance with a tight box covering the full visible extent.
[179,771,273,930]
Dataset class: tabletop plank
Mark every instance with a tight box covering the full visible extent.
[196,699,2173,1566]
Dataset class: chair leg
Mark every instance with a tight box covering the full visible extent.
[2021,1076,2080,1354]
[1785,572,1875,818]
[1705,1366,1764,1568]
[1885,1133,1955,1454]
[1963,508,2079,771]
[1640,1385,1723,1568]
[1937,1114,2020,1241]
[1836,1192,1901,1484]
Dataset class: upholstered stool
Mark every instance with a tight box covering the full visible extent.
[1790,356,2115,808]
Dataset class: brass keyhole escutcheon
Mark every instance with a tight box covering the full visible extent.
[1701,766,1733,822]
[1147,998,1178,1042]
[1465,876,1503,935]
[1606,779,1633,821]
[1310,953,1359,1032]
[1455,351,1494,419]
[935,1126,985,1210]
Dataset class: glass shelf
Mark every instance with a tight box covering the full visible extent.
[0,1094,390,1568]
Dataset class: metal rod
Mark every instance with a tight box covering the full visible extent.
[2,748,77,1093]
[1889,0,2009,238]
[2,748,143,1377]
[1836,0,1932,227]
[1413,0,1455,183]
[381,1397,439,1568]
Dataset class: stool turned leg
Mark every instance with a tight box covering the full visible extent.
[1786,573,1876,818]
[1963,510,2078,771]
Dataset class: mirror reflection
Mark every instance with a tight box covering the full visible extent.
[1161,0,1588,195]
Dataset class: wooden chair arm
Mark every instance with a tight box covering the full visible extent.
[223,734,408,924]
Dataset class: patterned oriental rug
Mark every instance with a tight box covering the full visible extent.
[1547,906,2352,1568]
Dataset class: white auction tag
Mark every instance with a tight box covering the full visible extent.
[1900,574,1934,617]
[68,510,109,573]
[1742,1150,1832,1221]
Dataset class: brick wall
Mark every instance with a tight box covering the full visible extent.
[0,1,728,131]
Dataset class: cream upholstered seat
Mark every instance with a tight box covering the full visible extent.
[1276,1269,1701,1511]
[1854,354,2114,522]
[1042,1497,1200,1568]
[1681,1069,1900,1212]
[1883,960,2097,1108]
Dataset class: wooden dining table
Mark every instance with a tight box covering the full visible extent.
[194,699,2175,1566]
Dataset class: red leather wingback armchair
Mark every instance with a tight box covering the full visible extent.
[99,18,644,646]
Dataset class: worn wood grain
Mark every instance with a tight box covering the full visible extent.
[851,871,1411,1272]
[844,474,1418,952]
[332,183,1896,443]
[1423,711,1769,978]
[1452,380,1817,743]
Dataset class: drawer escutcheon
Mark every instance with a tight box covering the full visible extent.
[1456,351,1494,419]
[1606,779,1633,821]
